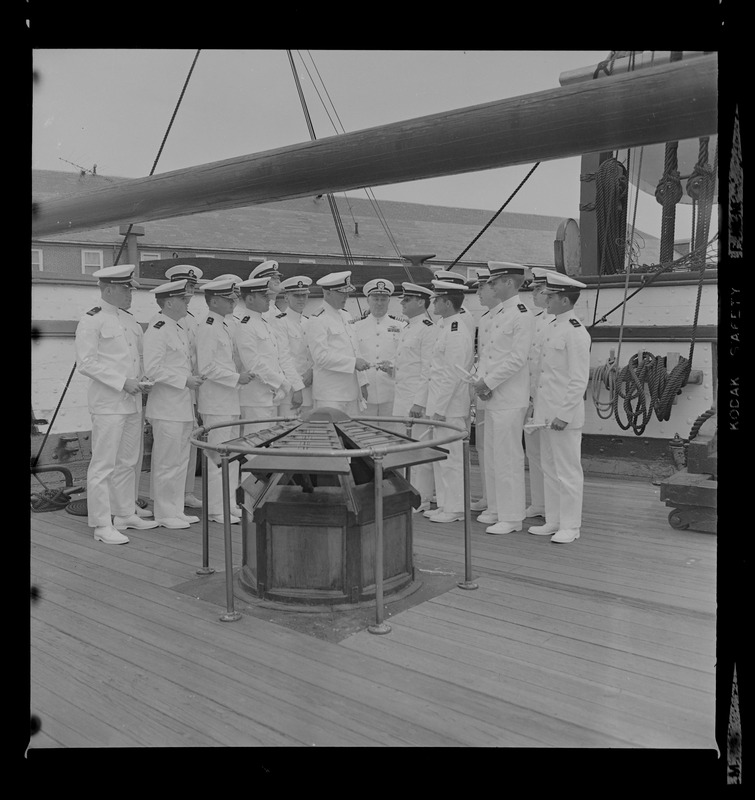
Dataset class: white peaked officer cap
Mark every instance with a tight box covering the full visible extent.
[363,278,395,297]
[316,271,355,292]
[487,261,529,278]
[530,266,551,284]
[432,269,466,285]
[280,275,312,292]
[200,277,240,298]
[93,264,139,287]
[165,264,203,283]
[150,278,189,298]
[401,282,433,299]
[237,277,271,294]
[248,260,281,280]
[430,279,468,297]
[542,272,587,292]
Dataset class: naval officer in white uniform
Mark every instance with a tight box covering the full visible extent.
[528,272,591,544]
[471,262,535,535]
[306,271,371,414]
[353,278,407,418]
[430,269,477,337]
[272,276,314,418]
[195,277,255,524]
[391,282,437,512]
[143,279,205,529]
[523,266,555,519]
[74,265,158,544]
[424,279,474,524]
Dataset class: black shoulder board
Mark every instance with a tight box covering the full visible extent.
[451,320,458,331]
[86,307,101,316]
[276,312,287,319]
[459,307,467,314]
[518,303,528,313]
[153,320,165,329]
[569,318,582,327]
[240,316,250,324]
[205,316,214,325]
[422,318,434,326]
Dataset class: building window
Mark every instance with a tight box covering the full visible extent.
[81,250,104,275]
[249,256,266,262]
[32,249,43,272]
[141,252,160,262]
[298,258,316,264]
[466,267,478,281]
[196,254,215,258]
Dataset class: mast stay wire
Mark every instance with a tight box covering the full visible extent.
[298,51,408,272]
[32,49,203,479]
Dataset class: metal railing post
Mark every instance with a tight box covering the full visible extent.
[457,436,478,591]
[404,420,414,484]
[368,453,391,634]
[219,453,241,622]
[196,442,214,575]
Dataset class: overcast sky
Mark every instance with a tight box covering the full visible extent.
[32,49,702,238]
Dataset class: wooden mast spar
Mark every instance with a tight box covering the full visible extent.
[31,55,717,238]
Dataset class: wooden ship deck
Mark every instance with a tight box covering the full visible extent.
[30,463,716,751]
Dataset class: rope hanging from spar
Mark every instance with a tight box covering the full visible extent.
[31,50,203,486]
[446,162,541,271]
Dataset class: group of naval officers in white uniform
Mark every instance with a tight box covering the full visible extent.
[75,258,590,548]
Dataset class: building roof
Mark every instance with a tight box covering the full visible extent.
[32,169,662,265]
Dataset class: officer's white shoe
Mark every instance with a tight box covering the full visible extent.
[183,494,203,509]
[476,511,498,525]
[113,514,159,530]
[485,521,522,535]
[528,523,560,535]
[93,525,129,545]
[525,506,545,518]
[156,517,191,529]
[134,506,153,518]
[430,511,464,523]
[423,507,443,518]
[470,498,488,511]
[177,514,200,524]
[208,514,241,525]
[551,528,580,543]
[413,501,432,514]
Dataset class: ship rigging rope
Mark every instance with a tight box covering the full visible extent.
[31,50,203,488]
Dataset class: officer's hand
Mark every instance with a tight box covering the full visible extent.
[123,378,141,395]
[432,413,446,423]
[301,367,313,387]
[361,385,369,401]
[409,404,425,418]
[186,375,205,390]
[238,371,254,385]
[550,417,568,431]
[377,360,394,377]
[291,390,303,409]
[355,357,370,371]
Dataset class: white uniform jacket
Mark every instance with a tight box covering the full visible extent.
[426,313,474,419]
[533,313,591,428]
[234,310,290,408]
[195,310,241,416]
[353,313,407,406]
[307,303,368,403]
[143,314,194,422]
[269,312,307,392]
[392,315,437,415]
[477,295,534,410]
[75,300,143,415]
[528,309,555,401]
[474,303,500,411]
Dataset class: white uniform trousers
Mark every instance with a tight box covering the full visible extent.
[540,428,584,530]
[150,418,193,521]
[239,406,279,438]
[87,412,143,527]
[184,443,198,495]
[202,413,241,516]
[133,406,145,505]
[431,416,467,514]
[314,398,360,416]
[524,428,546,513]
[364,400,395,419]
[474,405,488,503]
[383,419,435,504]
[483,406,527,523]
